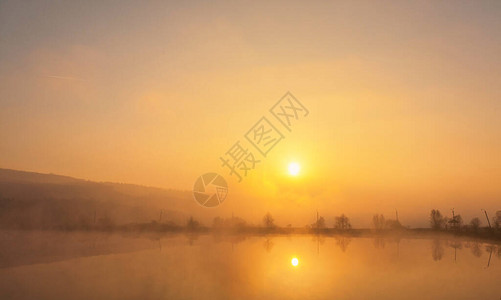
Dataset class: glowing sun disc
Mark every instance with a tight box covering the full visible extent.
[288,162,301,176]
[291,257,299,266]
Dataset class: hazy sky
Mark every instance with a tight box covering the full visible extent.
[1,0,500,226]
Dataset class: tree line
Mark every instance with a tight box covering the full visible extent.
[429,209,501,232]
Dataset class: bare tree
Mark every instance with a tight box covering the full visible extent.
[312,216,326,229]
[263,212,275,229]
[469,217,481,232]
[187,216,200,229]
[373,214,385,231]
[430,209,445,230]
[494,211,501,230]
[334,214,352,230]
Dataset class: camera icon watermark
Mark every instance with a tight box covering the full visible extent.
[192,173,228,207]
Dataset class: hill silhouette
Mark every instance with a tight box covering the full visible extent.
[0,169,193,230]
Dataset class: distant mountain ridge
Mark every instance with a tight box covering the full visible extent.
[0,168,82,185]
[0,168,199,230]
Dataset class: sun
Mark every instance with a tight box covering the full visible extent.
[288,162,301,176]
[291,257,299,267]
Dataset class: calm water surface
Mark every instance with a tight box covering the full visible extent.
[0,231,500,300]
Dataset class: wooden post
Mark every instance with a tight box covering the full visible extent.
[482,209,491,229]
[316,210,319,230]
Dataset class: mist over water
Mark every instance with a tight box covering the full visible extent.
[0,231,500,300]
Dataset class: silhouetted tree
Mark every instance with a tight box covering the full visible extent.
[263,213,275,229]
[493,211,501,230]
[469,217,481,232]
[212,217,224,228]
[312,216,326,229]
[430,209,445,230]
[373,214,385,231]
[334,214,351,230]
[187,216,200,229]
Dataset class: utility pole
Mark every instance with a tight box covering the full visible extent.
[316,210,319,255]
[395,209,399,222]
[451,208,455,230]
[316,210,319,230]
[481,209,491,229]
[159,209,163,223]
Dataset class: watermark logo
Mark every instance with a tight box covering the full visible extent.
[192,173,228,207]
[270,92,309,132]
[220,92,308,182]
[244,117,284,157]
[193,91,309,207]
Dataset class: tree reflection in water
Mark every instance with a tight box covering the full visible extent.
[334,236,352,252]
[431,239,444,261]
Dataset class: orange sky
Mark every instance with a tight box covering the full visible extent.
[1,1,500,226]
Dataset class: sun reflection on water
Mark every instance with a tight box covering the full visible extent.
[291,257,299,267]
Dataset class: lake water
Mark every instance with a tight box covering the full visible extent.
[0,231,500,299]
